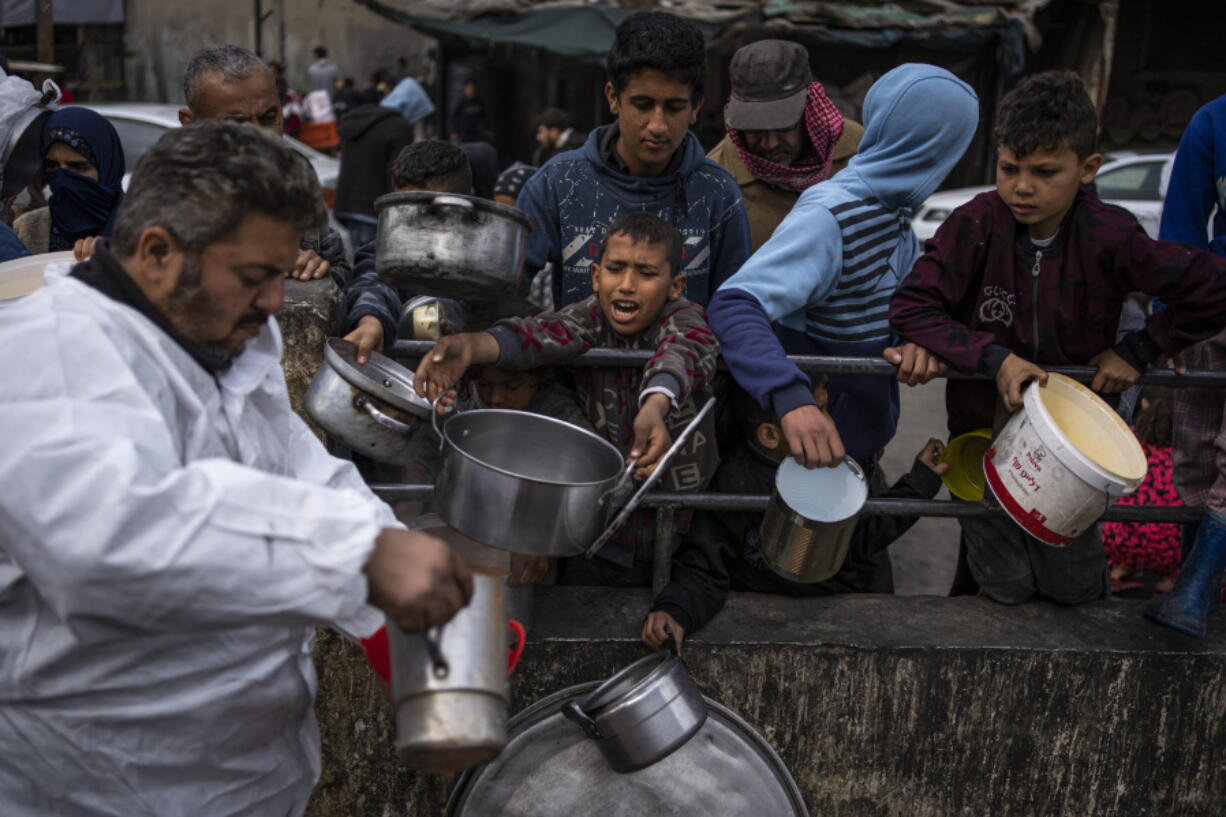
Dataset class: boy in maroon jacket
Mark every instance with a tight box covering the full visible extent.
[888,71,1226,605]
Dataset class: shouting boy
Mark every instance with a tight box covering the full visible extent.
[516,11,751,309]
[888,71,1226,606]
[415,212,720,581]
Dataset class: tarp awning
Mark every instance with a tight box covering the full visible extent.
[354,1,729,58]
[354,0,1046,70]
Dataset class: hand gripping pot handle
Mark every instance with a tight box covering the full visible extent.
[430,388,459,451]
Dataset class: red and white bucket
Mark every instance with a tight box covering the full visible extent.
[983,373,1147,546]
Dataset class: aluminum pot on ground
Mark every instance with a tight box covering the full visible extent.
[561,644,707,773]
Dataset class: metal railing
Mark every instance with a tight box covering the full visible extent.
[379,341,1224,592]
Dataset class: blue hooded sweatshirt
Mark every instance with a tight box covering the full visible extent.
[707,64,979,463]
[516,124,752,308]
[1158,93,1226,258]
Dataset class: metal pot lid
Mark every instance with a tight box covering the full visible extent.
[374,190,534,230]
[445,682,809,817]
[775,456,867,523]
[323,337,432,418]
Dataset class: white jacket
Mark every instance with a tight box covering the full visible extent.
[0,266,392,816]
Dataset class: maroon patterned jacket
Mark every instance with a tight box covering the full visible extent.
[889,189,1226,434]
[489,295,720,566]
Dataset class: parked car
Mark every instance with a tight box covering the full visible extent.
[79,103,339,207]
[912,151,1175,242]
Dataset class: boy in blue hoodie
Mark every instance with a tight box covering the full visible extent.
[515,10,752,309]
[708,64,979,474]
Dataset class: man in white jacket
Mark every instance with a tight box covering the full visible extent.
[0,121,472,815]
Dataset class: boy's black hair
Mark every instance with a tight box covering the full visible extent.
[390,140,472,194]
[606,11,706,103]
[313,45,327,60]
[994,70,1097,159]
[731,376,829,440]
[534,107,573,131]
[597,211,683,278]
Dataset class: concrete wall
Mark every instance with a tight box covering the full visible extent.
[305,589,1226,817]
[122,0,432,104]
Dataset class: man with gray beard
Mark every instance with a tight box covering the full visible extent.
[180,44,351,283]
[0,121,471,815]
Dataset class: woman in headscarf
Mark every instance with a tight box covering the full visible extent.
[14,107,125,254]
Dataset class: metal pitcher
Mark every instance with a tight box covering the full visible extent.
[388,571,525,773]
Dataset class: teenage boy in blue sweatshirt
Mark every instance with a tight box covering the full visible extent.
[707,64,979,474]
[516,11,752,309]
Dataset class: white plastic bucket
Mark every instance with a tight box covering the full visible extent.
[983,372,1147,546]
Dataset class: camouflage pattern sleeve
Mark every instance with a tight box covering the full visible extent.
[643,298,720,403]
[489,295,603,370]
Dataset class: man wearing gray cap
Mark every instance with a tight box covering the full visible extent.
[709,39,863,252]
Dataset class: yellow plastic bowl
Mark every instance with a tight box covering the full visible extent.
[940,428,993,502]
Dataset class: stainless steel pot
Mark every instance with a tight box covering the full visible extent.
[304,338,433,465]
[759,457,867,583]
[375,192,533,301]
[431,400,633,556]
[560,647,707,773]
[388,571,525,773]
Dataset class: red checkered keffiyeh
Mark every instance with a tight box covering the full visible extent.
[728,81,845,193]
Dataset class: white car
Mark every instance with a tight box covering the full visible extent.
[79,103,339,206]
[912,151,1175,242]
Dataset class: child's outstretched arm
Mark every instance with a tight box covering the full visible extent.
[888,208,1007,375]
[856,438,947,553]
[709,200,847,468]
[414,332,500,404]
[630,393,672,479]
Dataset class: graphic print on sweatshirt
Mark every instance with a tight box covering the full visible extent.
[804,197,912,344]
[977,285,1016,327]
[563,221,710,301]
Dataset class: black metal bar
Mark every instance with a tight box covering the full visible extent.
[367,484,1204,525]
[653,508,674,595]
[387,340,1226,389]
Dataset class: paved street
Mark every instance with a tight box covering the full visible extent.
[878,381,961,596]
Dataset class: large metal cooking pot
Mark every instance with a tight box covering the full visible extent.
[375,191,533,301]
[388,571,526,773]
[305,338,433,465]
[560,646,707,773]
[759,457,867,583]
[430,399,633,556]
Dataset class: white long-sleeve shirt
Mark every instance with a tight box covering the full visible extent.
[0,264,392,816]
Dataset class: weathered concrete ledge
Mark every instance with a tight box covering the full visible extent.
[307,589,1226,817]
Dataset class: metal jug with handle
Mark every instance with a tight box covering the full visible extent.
[387,571,526,772]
